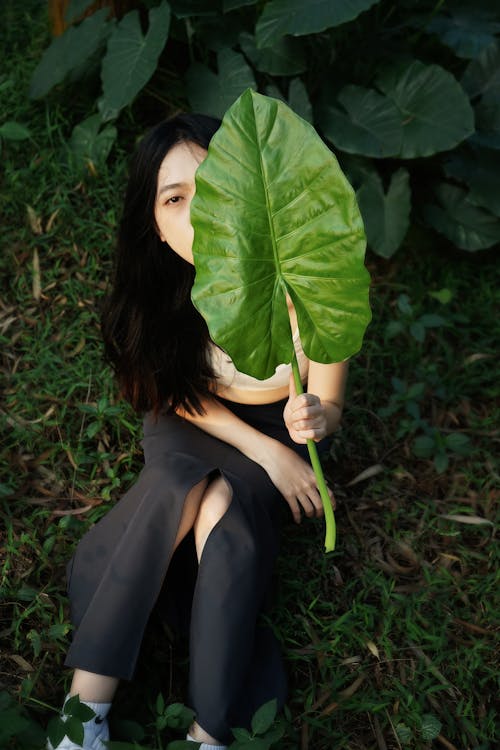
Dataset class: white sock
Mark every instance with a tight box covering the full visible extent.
[186,732,227,749]
[64,694,112,720]
[48,695,112,750]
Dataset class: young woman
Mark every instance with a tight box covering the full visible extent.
[50,113,348,750]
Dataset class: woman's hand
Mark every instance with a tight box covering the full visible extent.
[283,374,328,444]
[260,439,335,524]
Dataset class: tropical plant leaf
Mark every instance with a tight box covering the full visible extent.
[255,0,380,49]
[288,78,313,123]
[224,0,256,9]
[186,49,256,119]
[0,122,31,140]
[316,85,402,157]
[423,183,500,251]
[265,79,313,123]
[239,31,307,75]
[29,8,110,99]
[191,89,371,379]
[375,60,475,157]
[100,2,170,119]
[427,10,500,59]
[474,91,500,149]
[356,168,411,258]
[461,41,500,98]
[444,149,500,217]
[68,114,117,169]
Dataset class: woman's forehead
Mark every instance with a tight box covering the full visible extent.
[157,141,207,186]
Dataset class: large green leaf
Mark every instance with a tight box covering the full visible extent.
[68,114,117,170]
[255,0,380,49]
[461,42,500,98]
[444,149,500,217]
[356,168,411,258]
[375,60,475,158]
[265,79,313,123]
[316,85,402,157]
[224,0,256,9]
[29,8,110,99]
[427,10,500,59]
[0,122,31,140]
[423,183,500,251]
[186,49,256,119]
[239,31,307,76]
[100,2,170,118]
[191,89,371,379]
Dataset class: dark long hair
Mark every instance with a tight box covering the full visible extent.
[101,113,221,416]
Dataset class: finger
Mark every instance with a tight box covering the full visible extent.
[297,494,316,518]
[292,416,325,431]
[306,486,324,517]
[292,404,324,424]
[295,428,326,442]
[292,393,320,411]
[286,496,302,524]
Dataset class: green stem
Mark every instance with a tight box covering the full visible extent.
[291,350,336,552]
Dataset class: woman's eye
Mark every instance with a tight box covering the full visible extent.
[166,196,182,205]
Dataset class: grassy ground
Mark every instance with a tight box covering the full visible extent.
[1,3,498,750]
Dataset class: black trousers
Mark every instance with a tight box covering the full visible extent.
[64,397,317,743]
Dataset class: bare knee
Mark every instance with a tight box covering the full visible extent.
[174,477,209,551]
[194,475,232,560]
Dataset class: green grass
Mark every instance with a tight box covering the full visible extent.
[1,3,499,749]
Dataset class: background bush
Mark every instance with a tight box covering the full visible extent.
[28,0,500,257]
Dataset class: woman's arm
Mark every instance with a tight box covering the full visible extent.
[177,397,334,524]
[284,360,349,444]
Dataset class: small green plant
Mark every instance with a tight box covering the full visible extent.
[395,713,442,746]
[385,293,448,344]
[413,426,472,474]
[0,119,31,150]
[42,696,285,750]
[378,378,427,438]
[47,694,96,749]
[0,691,46,750]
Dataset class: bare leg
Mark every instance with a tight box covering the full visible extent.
[70,669,118,702]
[188,721,224,745]
[193,475,232,562]
[68,476,211,703]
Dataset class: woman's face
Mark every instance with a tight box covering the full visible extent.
[154,140,207,265]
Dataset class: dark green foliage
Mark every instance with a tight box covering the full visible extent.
[27,0,500,255]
